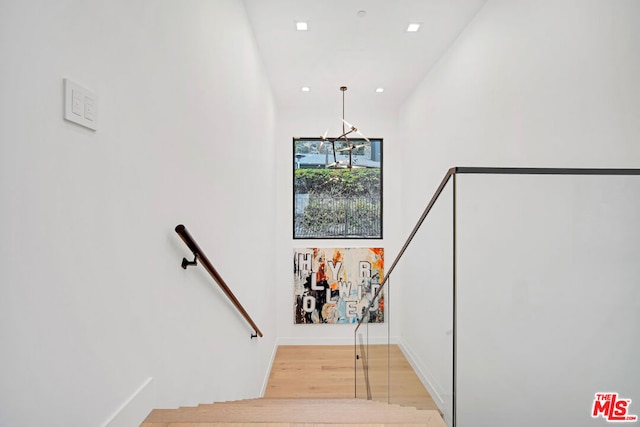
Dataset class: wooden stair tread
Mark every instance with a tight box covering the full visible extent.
[142,424,439,427]
[207,399,406,408]
[143,398,442,424]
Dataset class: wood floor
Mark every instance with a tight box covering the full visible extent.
[264,345,440,412]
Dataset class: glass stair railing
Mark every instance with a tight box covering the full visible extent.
[355,167,640,427]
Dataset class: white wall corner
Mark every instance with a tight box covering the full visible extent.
[260,340,280,397]
[397,338,446,411]
[101,377,154,427]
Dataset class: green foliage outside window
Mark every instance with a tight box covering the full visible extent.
[294,168,380,196]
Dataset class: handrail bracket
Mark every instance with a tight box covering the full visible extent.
[181,253,198,269]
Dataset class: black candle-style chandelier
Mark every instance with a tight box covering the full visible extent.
[320,86,369,169]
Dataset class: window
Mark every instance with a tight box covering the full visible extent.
[293,137,382,239]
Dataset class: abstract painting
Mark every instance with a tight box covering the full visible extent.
[294,247,384,324]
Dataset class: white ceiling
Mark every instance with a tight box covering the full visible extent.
[242,0,487,113]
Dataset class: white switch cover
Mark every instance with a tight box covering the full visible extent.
[64,78,98,131]
[84,96,96,121]
[72,90,82,116]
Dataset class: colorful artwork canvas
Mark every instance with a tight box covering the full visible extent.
[294,248,384,324]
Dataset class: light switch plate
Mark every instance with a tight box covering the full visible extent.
[64,78,98,131]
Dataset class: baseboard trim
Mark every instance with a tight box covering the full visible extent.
[396,338,446,412]
[101,376,153,427]
[260,340,279,397]
[275,336,355,346]
[275,335,395,346]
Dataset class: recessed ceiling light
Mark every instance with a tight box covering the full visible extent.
[296,21,308,31]
[407,23,421,32]
[376,88,384,93]
[301,86,310,92]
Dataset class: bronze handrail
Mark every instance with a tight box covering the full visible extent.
[175,224,263,338]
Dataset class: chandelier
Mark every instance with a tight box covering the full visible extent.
[320,86,369,169]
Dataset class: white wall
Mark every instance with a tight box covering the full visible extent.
[275,105,403,345]
[397,0,640,423]
[399,0,640,217]
[0,1,277,426]
[395,181,455,422]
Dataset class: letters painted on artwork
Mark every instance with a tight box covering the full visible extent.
[293,248,384,324]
